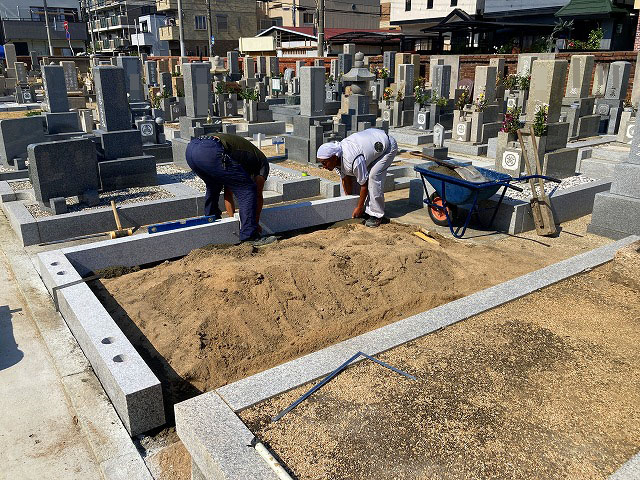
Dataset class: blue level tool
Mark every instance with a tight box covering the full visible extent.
[272,351,416,422]
[148,215,217,234]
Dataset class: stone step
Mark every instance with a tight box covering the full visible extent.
[393,176,414,190]
[262,190,284,204]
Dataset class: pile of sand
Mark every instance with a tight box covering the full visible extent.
[96,224,589,403]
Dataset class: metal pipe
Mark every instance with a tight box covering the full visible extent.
[316,0,324,57]
[42,0,54,55]
[206,0,212,56]
[254,442,293,480]
[177,0,185,56]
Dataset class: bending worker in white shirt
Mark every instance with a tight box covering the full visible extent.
[316,128,398,228]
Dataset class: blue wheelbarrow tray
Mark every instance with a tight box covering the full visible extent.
[413,163,558,239]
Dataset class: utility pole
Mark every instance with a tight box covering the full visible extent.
[206,0,212,56]
[42,0,54,55]
[292,0,296,27]
[316,0,324,57]
[177,0,186,56]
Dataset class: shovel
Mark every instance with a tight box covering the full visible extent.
[516,129,558,236]
[410,152,488,183]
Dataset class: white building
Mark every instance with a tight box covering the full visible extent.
[389,0,574,53]
[131,14,169,56]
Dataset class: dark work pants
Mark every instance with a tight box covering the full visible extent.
[185,137,258,241]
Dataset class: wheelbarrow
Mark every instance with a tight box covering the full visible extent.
[414,159,561,239]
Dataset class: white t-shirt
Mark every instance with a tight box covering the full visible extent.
[339,129,390,185]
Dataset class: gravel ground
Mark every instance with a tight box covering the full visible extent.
[269,168,302,180]
[242,258,640,480]
[9,180,32,192]
[157,164,205,193]
[504,175,595,201]
[25,186,174,218]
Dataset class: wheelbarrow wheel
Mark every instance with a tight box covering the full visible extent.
[428,193,458,227]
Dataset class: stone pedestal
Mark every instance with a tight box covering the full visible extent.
[589,114,640,238]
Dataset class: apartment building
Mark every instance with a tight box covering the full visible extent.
[87,0,156,54]
[157,0,257,56]
[131,13,170,56]
[257,0,381,31]
[0,0,87,55]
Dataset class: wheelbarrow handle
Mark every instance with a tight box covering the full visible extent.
[503,183,524,193]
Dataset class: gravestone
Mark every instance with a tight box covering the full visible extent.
[243,56,255,79]
[383,51,396,80]
[314,59,324,67]
[565,55,594,99]
[338,54,353,78]
[343,44,356,55]
[159,71,172,96]
[604,61,630,100]
[183,62,212,118]
[431,64,451,99]
[473,66,497,104]
[144,60,158,86]
[589,112,640,237]
[60,61,79,91]
[0,116,46,168]
[256,56,267,78]
[94,66,131,131]
[15,62,27,84]
[29,51,39,71]
[227,51,241,80]
[525,59,568,124]
[266,56,279,77]
[592,63,609,97]
[42,65,69,113]
[4,44,17,77]
[28,138,99,205]
[115,56,144,102]
[300,66,325,117]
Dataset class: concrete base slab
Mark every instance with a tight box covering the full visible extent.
[446,140,489,156]
[389,127,434,146]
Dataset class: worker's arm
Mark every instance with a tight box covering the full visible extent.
[353,183,368,218]
[341,175,353,196]
[255,175,265,226]
[351,155,369,218]
[223,187,235,217]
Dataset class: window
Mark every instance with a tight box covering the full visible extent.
[302,12,314,24]
[216,14,227,32]
[451,0,457,5]
[140,20,148,32]
[405,0,411,11]
[427,0,433,8]
[194,15,206,30]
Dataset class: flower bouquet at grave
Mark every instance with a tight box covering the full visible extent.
[474,92,488,112]
[382,87,394,101]
[518,74,531,91]
[456,87,471,111]
[375,67,390,79]
[396,90,404,102]
[430,95,449,108]
[501,106,522,134]
[414,85,430,107]
[623,98,637,113]
[533,104,549,137]
[502,74,520,91]
[325,73,335,86]
[239,88,258,102]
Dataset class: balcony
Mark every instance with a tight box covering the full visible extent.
[159,25,179,41]
[109,15,128,27]
[156,0,177,12]
[112,38,130,48]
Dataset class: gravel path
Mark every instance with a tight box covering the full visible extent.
[157,164,206,193]
[9,180,32,191]
[25,186,174,218]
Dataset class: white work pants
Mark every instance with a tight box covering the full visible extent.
[365,136,398,218]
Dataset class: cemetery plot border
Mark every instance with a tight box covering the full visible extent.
[36,196,360,437]
[0,164,337,247]
[175,236,639,480]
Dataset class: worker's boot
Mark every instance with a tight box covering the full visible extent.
[365,216,382,228]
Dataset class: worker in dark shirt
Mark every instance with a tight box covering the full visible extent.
[185,133,270,242]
